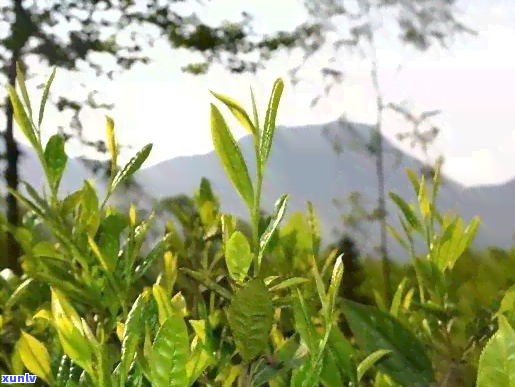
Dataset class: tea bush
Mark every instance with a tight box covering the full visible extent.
[1,64,515,387]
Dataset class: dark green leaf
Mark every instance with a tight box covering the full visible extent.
[44,134,68,192]
[226,279,274,361]
[343,300,436,387]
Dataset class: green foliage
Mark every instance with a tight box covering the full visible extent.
[2,68,515,387]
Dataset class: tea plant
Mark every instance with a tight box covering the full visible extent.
[1,64,515,387]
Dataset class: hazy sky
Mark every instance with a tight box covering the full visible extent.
[3,0,515,187]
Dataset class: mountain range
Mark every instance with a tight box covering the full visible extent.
[8,119,515,261]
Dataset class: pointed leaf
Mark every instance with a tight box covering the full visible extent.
[16,63,33,122]
[133,233,174,280]
[210,90,258,137]
[389,193,421,231]
[110,143,152,193]
[259,194,289,264]
[259,78,284,166]
[210,104,254,209]
[105,116,118,177]
[7,86,38,148]
[18,331,54,385]
[406,168,420,195]
[250,86,260,129]
[327,255,344,317]
[269,277,309,292]
[120,294,145,381]
[357,349,392,381]
[293,290,319,355]
[418,178,430,220]
[39,67,57,127]
[390,277,408,318]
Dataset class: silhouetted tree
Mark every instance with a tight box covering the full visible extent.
[0,0,323,274]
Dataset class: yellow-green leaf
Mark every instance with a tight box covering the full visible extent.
[210,104,254,209]
[18,331,54,385]
[259,78,284,167]
[105,115,118,177]
[225,231,252,282]
[210,91,258,137]
[38,67,56,127]
[7,86,38,149]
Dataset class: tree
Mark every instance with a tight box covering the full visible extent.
[0,0,319,274]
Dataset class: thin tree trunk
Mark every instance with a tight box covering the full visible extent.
[4,48,22,275]
[370,46,392,306]
[4,0,24,275]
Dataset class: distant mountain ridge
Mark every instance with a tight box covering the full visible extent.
[137,120,515,260]
[9,120,515,261]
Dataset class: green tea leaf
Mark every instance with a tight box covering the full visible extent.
[225,231,252,283]
[343,300,436,387]
[95,213,127,273]
[44,134,68,192]
[418,178,430,220]
[210,90,258,137]
[291,356,324,387]
[120,294,145,381]
[389,193,421,231]
[133,233,174,281]
[150,314,190,387]
[16,63,33,122]
[327,327,358,386]
[259,194,289,264]
[390,277,408,318]
[105,116,118,177]
[387,225,409,252]
[477,316,515,387]
[319,348,344,387]
[250,86,260,129]
[259,78,284,167]
[226,279,274,361]
[77,180,100,236]
[406,169,420,195]
[8,85,39,149]
[327,255,344,316]
[39,67,57,128]
[110,143,152,193]
[451,216,480,267]
[268,277,309,292]
[210,104,254,210]
[152,285,175,325]
[18,331,54,385]
[293,290,319,355]
[357,349,392,382]
[497,284,515,327]
[55,355,72,387]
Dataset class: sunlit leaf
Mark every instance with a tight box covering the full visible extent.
[259,78,284,167]
[210,104,254,210]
